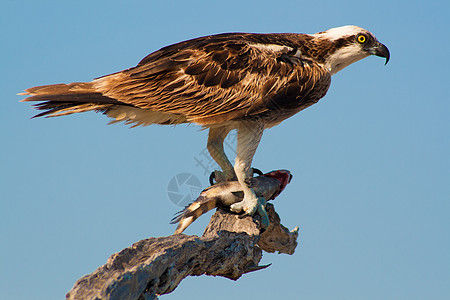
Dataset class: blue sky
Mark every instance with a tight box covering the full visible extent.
[1,0,449,299]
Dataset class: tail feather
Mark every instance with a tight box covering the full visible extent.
[20,83,131,118]
[32,102,115,118]
[20,82,96,96]
[22,93,121,104]
[21,81,188,125]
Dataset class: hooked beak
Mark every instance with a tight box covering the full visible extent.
[371,42,390,65]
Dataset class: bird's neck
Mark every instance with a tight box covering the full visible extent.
[322,43,370,75]
[299,36,369,75]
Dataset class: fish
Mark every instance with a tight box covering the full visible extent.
[171,169,292,234]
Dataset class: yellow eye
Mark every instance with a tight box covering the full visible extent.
[357,35,366,43]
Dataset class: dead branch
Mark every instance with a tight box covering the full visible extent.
[66,204,298,299]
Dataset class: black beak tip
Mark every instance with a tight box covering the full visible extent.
[382,45,390,65]
[374,43,390,65]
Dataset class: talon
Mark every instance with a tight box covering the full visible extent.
[252,168,264,177]
[209,172,216,185]
[209,170,232,185]
[210,169,260,185]
[209,170,237,185]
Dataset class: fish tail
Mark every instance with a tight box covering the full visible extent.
[172,196,218,234]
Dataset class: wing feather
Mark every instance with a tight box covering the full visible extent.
[93,33,331,125]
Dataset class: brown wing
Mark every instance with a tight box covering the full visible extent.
[93,33,331,125]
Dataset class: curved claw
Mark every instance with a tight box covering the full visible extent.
[209,172,215,185]
[209,170,234,185]
[252,167,264,177]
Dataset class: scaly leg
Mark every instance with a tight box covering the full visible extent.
[230,122,269,228]
[207,126,236,182]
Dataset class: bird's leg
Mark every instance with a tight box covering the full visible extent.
[230,123,269,228]
[207,127,236,183]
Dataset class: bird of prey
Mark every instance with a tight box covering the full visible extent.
[21,25,389,225]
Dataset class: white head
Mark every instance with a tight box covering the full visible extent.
[313,25,390,74]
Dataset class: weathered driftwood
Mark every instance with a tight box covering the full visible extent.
[66,204,298,300]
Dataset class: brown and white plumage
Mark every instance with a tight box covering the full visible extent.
[22,32,333,126]
[21,25,389,221]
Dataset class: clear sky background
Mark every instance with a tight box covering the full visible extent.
[1,0,449,299]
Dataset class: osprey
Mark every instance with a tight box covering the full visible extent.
[21,25,389,224]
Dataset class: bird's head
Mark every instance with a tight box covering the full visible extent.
[313,25,390,74]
